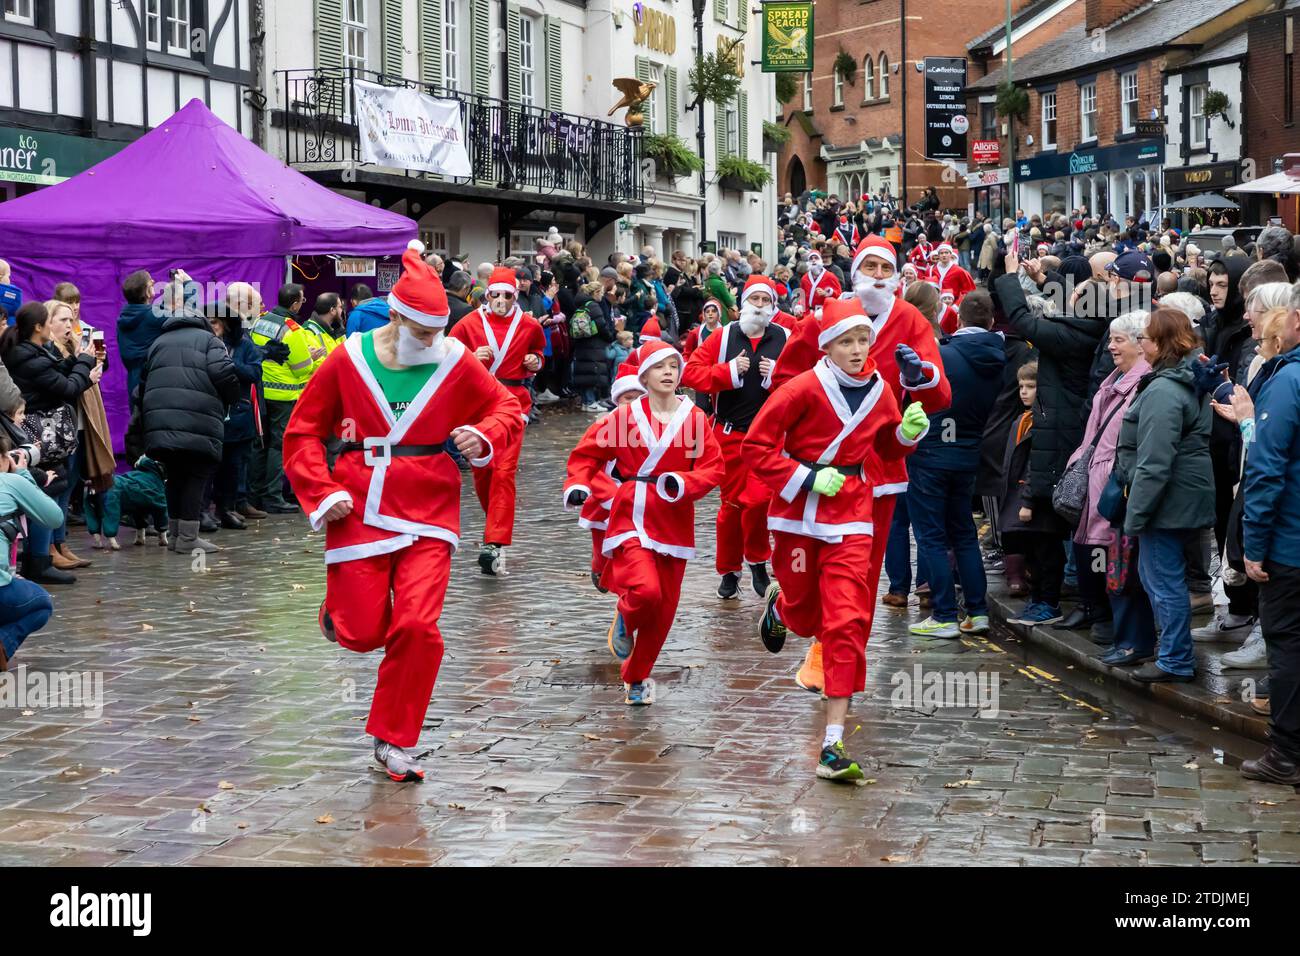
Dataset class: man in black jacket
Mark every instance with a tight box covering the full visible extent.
[445,271,476,330]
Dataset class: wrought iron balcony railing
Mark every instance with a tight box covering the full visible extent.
[277,67,644,208]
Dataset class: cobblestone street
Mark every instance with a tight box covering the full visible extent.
[1,412,1297,867]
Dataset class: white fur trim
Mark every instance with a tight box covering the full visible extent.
[780,464,811,503]
[610,375,645,401]
[637,346,682,380]
[456,425,494,467]
[818,315,875,348]
[728,357,743,389]
[563,484,591,512]
[902,361,941,391]
[655,472,685,503]
[850,243,896,279]
[896,420,930,447]
[487,282,518,294]
[325,533,423,565]
[407,239,426,253]
[874,482,908,497]
[740,281,776,306]
[309,491,354,532]
[387,292,449,328]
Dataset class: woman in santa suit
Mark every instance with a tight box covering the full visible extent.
[798,251,842,316]
[564,341,725,705]
[745,297,931,782]
[771,235,952,692]
[562,361,646,591]
[284,244,523,782]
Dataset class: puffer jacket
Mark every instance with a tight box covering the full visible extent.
[140,310,240,461]
[570,293,615,391]
[3,339,96,413]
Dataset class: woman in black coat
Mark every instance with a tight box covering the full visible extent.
[570,286,616,410]
[205,308,263,531]
[140,299,239,554]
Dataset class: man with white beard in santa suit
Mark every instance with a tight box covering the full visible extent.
[772,235,952,693]
[682,274,789,599]
[797,251,842,316]
[284,243,523,782]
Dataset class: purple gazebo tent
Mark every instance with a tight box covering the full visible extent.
[0,98,416,449]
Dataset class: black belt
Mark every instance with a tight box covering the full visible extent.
[713,418,748,435]
[610,468,667,484]
[340,441,447,465]
[498,377,528,387]
[793,457,863,477]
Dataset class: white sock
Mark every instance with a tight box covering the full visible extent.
[823,724,844,749]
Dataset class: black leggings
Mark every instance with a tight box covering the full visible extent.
[156,450,217,522]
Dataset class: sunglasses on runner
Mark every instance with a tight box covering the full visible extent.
[487,291,516,300]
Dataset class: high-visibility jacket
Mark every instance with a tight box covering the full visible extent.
[304,317,342,359]
[249,307,316,402]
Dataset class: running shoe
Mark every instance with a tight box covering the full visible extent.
[759,581,787,653]
[624,678,655,705]
[374,738,425,783]
[608,611,633,661]
[795,641,823,693]
[959,614,990,635]
[909,616,961,638]
[717,571,741,600]
[817,740,865,783]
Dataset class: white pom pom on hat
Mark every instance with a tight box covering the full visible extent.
[407,239,426,254]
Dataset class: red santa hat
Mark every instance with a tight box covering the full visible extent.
[486,265,518,296]
[934,242,954,257]
[610,360,645,402]
[636,339,682,380]
[850,235,897,279]
[739,274,778,307]
[701,297,725,320]
[641,315,662,339]
[387,240,450,328]
[817,297,875,349]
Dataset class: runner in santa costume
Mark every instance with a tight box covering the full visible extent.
[681,298,725,360]
[833,214,861,248]
[907,236,934,272]
[449,266,546,575]
[564,341,725,705]
[938,290,960,337]
[772,235,952,691]
[798,251,842,316]
[284,243,523,782]
[682,273,789,599]
[928,242,976,303]
[745,297,931,781]
[562,361,646,591]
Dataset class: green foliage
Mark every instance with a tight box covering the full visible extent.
[775,72,798,104]
[689,46,743,107]
[717,154,773,190]
[996,80,1028,120]
[1202,89,1231,120]
[643,133,705,178]
[834,50,856,87]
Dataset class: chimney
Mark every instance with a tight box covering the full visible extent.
[1085,0,1148,33]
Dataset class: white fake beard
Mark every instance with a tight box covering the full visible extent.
[808,260,823,277]
[738,304,773,337]
[396,326,446,366]
[853,273,900,316]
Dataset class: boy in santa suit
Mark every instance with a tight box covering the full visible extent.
[562,361,646,591]
[681,298,725,360]
[745,297,930,781]
[564,341,725,705]
[682,274,788,599]
[929,242,976,303]
[449,266,546,575]
[907,236,934,272]
[798,251,842,316]
[771,235,952,692]
[284,243,523,782]
[938,290,959,337]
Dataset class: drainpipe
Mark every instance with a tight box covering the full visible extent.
[900,0,907,204]
[79,0,96,138]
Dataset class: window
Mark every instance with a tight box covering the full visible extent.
[344,0,368,72]
[4,0,34,25]
[802,72,812,111]
[1041,91,1056,148]
[144,0,162,50]
[1121,70,1138,133]
[1080,82,1097,141]
[166,0,191,55]
[646,63,664,134]
[981,101,997,140]
[833,66,843,107]
[520,16,536,106]
[719,231,744,252]
[878,54,889,98]
[1190,83,1207,149]
[443,0,459,90]
[863,55,874,100]
[726,102,739,155]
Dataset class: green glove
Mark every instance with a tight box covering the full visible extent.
[812,467,847,497]
[900,403,929,441]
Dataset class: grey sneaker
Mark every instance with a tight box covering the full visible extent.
[1221,625,1267,669]
[1192,611,1254,643]
[373,738,425,782]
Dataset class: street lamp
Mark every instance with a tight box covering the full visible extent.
[692,0,708,252]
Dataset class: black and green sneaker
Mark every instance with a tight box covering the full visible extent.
[759,581,787,653]
[816,741,865,783]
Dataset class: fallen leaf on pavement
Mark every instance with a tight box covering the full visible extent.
[315,813,334,825]
[218,781,235,790]
[141,623,155,631]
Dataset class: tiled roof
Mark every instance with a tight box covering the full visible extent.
[966,0,1070,51]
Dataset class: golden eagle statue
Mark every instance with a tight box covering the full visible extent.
[608,77,657,127]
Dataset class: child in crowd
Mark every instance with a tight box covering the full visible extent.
[87,456,169,550]
[997,361,1065,624]
[0,260,22,320]
[607,330,633,379]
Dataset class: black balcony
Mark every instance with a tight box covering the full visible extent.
[274,68,644,230]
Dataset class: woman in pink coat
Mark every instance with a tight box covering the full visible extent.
[1062,310,1153,665]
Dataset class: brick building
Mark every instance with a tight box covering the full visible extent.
[1237,0,1300,227]
[966,0,1272,222]
[775,0,1025,209]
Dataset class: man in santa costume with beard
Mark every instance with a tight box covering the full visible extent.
[745,297,930,781]
[772,235,952,692]
[449,265,546,575]
[682,274,789,599]
[925,242,976,303]
[798,251,842,316]
[284,242,523,782]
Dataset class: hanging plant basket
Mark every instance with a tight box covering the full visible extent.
[717,155,773,192]
[995,80,1028,120]
[1203,89,1232,124]
[642,133,705,180]
[762,120,792,153]
[834,50,857,87]
[775,72,798,105]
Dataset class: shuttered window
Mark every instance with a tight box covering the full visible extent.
[470,0,491,97]
[544,15,562,111]
[381,0,404,76]
[419,0,443,87]
[316,0,344,71]
[506,2,522,103]
[738,91,748,160]
[714,0,727,24]
[665,65,678,137]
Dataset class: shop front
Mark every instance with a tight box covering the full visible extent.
[1015,138,1162,220]
[0,126,126,200]
[1162,161,1242,227]
[965,167,1009,223]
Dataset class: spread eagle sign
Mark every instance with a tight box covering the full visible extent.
[609,78,657,126]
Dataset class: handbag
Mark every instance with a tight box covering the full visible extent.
[21,403,77,465]
[1052,399,1124,525]
[1106,533,1140,595]
[569,303,597,339]
[1096,466,1128,527]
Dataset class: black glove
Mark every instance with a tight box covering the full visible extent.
[565,488,589,509]
[1191,353,1230,399]
[661,474,682,499]
[262,341,291,363]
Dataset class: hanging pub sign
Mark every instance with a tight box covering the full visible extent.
[924,57,968,162]
[760,1,814,73]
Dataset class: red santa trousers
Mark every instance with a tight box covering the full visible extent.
[472,426,524,546]
[590,529,609,577]
[326,537,453,748]
[604,538,686,685]
[772,530,876,698]
[714,425,773,575]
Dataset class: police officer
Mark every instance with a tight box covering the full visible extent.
[248,283,321,513]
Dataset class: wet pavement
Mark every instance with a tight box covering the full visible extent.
[1,410,1298,866]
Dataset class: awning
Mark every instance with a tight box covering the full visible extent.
[1227,173,1300,196]
[1157,192,1238,211]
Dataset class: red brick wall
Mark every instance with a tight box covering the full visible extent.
[1084,0,1147,32]
[1244,8,1300,182]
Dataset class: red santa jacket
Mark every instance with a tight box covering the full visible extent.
[800,268,842,312]
[939,304,960,337]
[930,261,976,302]
[681,318,788,416]
[449,304,546,420]
[284,335,524,564]
[563,415,624,533]
[771,295,951,495]
[566,395,725,559]
[907,241,934,270]
[745,358,915,542]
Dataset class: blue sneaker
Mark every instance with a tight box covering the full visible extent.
[608,612,633,661]
[1010,602,1063,626]
[624,678,655,705]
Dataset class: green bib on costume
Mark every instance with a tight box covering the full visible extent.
[361,331,438,419]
